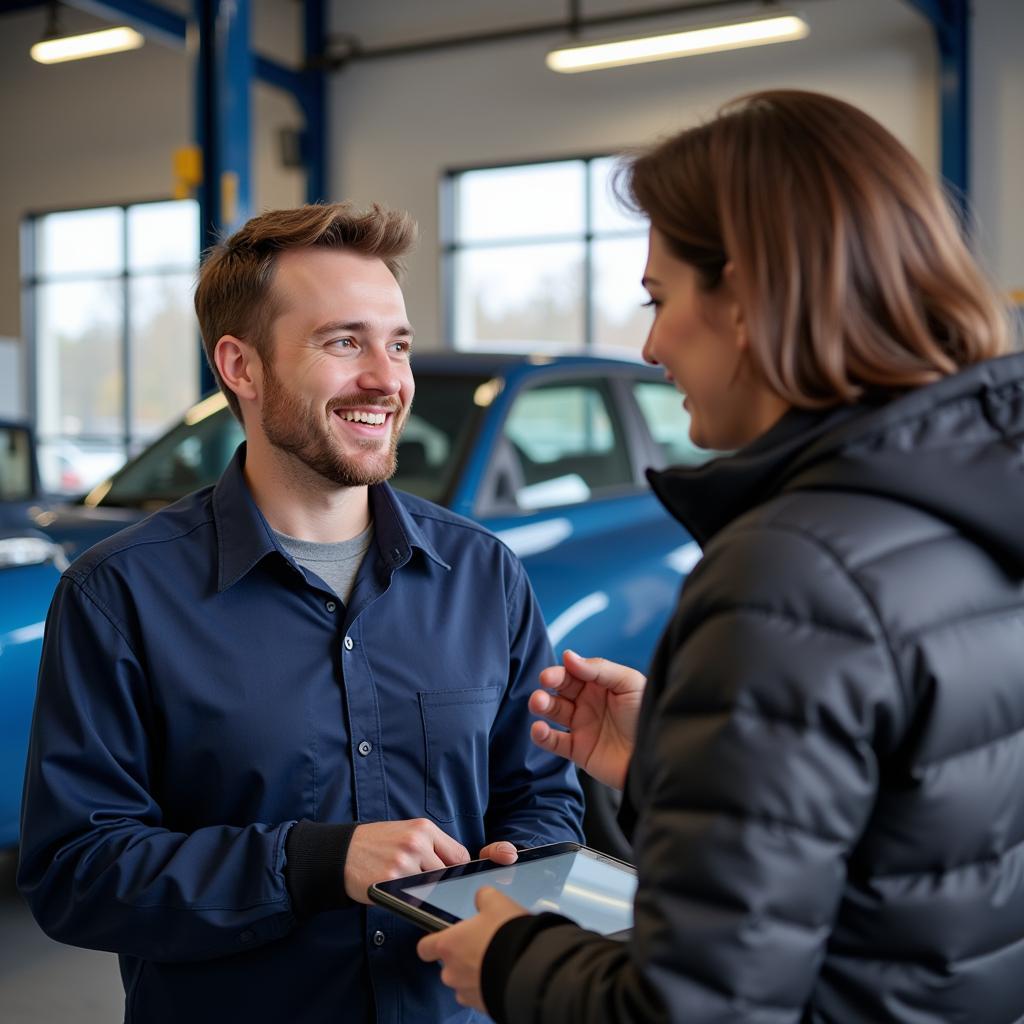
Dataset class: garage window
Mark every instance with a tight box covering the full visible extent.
[444,158,650,353]
[23,199,200,494]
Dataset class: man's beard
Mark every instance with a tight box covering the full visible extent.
[260,361,406,488]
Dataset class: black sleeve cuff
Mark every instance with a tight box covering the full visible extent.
[284,819,358,918]
[481,913,573,1024]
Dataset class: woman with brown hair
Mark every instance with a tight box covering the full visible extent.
[418,90,1024,1023]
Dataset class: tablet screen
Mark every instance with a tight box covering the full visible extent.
[401,847,636,936]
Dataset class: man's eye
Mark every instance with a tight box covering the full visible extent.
[390,341,412,355]
[329,337,355,348]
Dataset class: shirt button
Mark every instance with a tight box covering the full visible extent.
[344,636,354,650]
[325,600,337,613]
[358,740,372,756]
[372,930,386,947]
[240,929,254,944]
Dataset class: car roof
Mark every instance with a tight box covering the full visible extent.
[408,349,651,374]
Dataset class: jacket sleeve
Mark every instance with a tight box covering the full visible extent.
[484,558,585,849]
[17,576,298,962]
[486,523,904,1023]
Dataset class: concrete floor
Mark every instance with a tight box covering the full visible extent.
[0,850,124,1023]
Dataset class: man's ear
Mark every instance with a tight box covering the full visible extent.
[720,261,749,352]
[214,335,261,405]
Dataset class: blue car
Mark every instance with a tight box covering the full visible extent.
[11,353,708,852]
[1,420,67,847]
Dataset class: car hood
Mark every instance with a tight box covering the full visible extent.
[30,503,146,563]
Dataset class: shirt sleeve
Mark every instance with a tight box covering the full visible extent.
[17,576,297,962]
[484,557,585,850]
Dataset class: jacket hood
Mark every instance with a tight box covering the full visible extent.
[649,352,1024,574]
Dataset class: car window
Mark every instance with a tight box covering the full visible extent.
[99,404,244,507]
[632,380,715,467]
[391,375,489,501]
[495,380,634,510]
[95,375,489,509]
[0,425,34,501]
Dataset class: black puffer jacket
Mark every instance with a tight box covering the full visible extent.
[484,353,1024,1023]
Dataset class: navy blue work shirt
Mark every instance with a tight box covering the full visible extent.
[18,445,584,1024]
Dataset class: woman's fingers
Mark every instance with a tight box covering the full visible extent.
[528,689,576,727]
[530,719,574,761]
[563,650,646,695]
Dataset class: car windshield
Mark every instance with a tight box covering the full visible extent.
[93,374,489,510]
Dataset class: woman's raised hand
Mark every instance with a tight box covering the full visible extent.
[529,650,646,792]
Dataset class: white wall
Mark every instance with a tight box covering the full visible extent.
[329,0,941,346]
[329,0,1024,344]
[971,0,1024,301]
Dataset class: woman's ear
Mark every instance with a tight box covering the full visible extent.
[720,261,749,351]
[214,335,260,405]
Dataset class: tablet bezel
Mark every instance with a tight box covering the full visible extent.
[367,841,636,934]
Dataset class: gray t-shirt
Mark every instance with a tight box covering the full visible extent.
[274,522,374,605]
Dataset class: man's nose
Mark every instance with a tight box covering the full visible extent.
[356,348,402,395]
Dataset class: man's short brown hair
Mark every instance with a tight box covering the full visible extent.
[194,202,417,420]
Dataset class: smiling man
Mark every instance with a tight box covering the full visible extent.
[17,203,584,1024]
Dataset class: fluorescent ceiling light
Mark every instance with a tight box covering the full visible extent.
[546,13,808,73]
[31,25,144,64]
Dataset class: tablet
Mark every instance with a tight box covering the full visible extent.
[368,841,636,938]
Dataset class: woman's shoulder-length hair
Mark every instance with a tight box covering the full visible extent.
[621,89,1011,406]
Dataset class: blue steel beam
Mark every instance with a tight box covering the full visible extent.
[903,0,969,201]
[59,0,328,390]
[62,0,315,97]
[193,0,252,392]
[302,0,327,203]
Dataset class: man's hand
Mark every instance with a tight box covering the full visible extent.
[418,887,529,1012]
[529,649,646,791]
[478,841,518,865]
[345,819,470,903]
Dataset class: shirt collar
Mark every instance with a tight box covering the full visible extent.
[213,444,450,592]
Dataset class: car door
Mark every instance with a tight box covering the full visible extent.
[473,367,698,672]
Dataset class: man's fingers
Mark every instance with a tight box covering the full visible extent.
[417,933,441,962]
[479,841,518,865]
[430,826,471,867]
[530,720,574,761]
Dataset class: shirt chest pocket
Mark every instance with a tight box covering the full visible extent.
[418,686,502,823]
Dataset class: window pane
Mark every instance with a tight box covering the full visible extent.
[37,207,123,276]
[593,236,651,354]
[128,200,199,270]
[0,425,33,500]
[632,381,714,467]
[454,243,584,348]
[36,279,123,441]
[500,382,633,509]
[456,162,585,242]
[590,157,648,234]
[130,273,199,441]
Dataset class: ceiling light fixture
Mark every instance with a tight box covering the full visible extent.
[546,11,809,74]
[30,3,144,65]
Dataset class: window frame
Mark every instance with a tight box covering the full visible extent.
[441,153,649,351]
[20,196,200,478]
